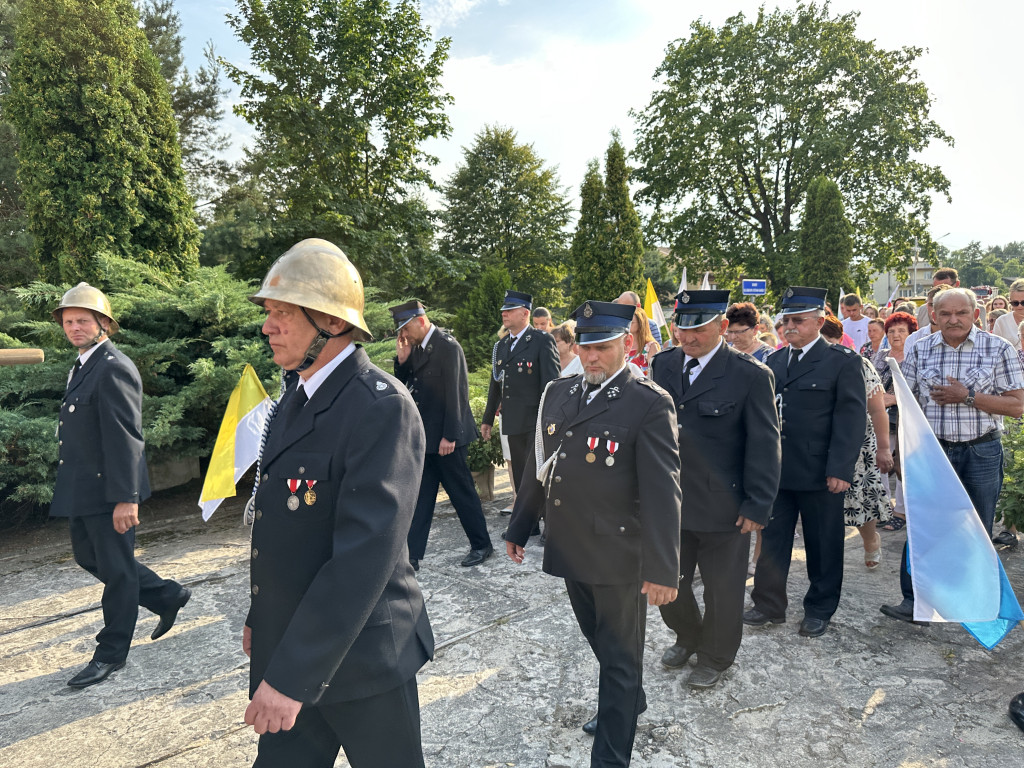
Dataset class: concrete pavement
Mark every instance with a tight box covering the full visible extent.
[1,476,1023,767]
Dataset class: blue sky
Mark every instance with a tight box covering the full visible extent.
[172,0,1024,252]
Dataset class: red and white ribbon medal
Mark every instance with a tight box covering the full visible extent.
[586,437,599,463]
[605,440,619,467]
[304,480,318,506]
[286,479,301,510]
[526,361,533,375]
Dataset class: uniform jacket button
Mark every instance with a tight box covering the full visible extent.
[252,547,259,559]
[559,452,566,459]
[619,526,625,533]
[553,499,561,506]
[566,430,573,437]
[59,459,63,465]
[251,584,259,595]
[255,509,263,520]
[68,405,75,412]
[262,473,268,483]
[96,473,102,478]
[298,467,305,474]
[554,476,562,483]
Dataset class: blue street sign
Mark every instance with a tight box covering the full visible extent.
[742,279,767,296]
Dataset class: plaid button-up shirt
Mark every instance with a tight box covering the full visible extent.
[901,326,1024,442]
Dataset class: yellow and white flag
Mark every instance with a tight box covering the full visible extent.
[198,365,273,521]
[643,278,667,335]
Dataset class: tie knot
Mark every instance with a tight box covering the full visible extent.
[684,357,699,372]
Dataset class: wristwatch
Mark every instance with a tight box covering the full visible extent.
[964,385,976,407]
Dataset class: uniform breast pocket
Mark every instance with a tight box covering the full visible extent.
[587,423,630,459]
[797,380,829,394]
[272,452,332,521]
[697,400,736,417]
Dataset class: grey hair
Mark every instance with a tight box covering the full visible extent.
[1010,278,1024,294]
[932,287,978,312]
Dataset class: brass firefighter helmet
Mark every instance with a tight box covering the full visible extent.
[52,282,119,334]
[249,238,371,342]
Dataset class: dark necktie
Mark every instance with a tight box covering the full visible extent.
[788,347,803,374]
[277,386,308,431]
[681,357,699,393]
[67,359,82,388]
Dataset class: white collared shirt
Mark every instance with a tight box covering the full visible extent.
[298,343,357,401]
[420,324,436,350]
[683,339,725,386]
[68,337,108,385]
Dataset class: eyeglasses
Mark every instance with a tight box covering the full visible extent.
[725,327,754,335]
[1010,301,1024,307]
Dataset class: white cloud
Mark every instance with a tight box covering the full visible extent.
[421,0,489,30]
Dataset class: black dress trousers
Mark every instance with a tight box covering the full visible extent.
[407,446,491,560]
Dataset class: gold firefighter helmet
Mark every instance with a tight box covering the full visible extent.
[249,239,372,343]
[52,282,119,334]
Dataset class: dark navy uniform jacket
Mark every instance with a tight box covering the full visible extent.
[247,347,433,706]
[483,329,560,436]
[507,368,682,589]
[767,339,866,490]
[650,342,781,531]
[394,327,478,452]
[50,342,150,517]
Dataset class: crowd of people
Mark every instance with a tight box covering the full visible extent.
[47,241,1024,768]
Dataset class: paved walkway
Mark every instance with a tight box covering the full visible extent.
[1,477,1023,766]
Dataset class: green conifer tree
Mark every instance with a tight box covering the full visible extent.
[799,175,853,306]
[603,131,645,296]
[569,159,608,306]
[453,265,510,372]
[570,133,644,306]
[7,0,199,283]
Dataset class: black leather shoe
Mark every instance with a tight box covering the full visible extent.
[460,545,493,567]
[409,558,419,571]
[798,616,829,637]
[583,703,647,735]
[880,599,929,626]
[499,507,513,516]
[67,660,125,688]
[687,664,724,689]
[743,607,785,626]
[1009,692,1024,733]
[151,587,191,640]
[993,530,1019,549]
[660,644,695,669]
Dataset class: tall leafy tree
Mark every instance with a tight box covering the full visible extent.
[222,0,452,293]
[798,176,852,306]
[0,0,35,287]
[633,3,952,301]
[7,0,199,282]
[441,125,571,308]
[136,0,231,216]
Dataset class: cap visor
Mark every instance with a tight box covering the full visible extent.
[576,331,627,345]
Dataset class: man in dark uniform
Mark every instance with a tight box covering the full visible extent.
[743,287,866,638]
[243,239,433,768]
[390,300,493,570]
[481,290,560,503]
[506,300,681,768]
[650,290,780,688]
[51,283,190,689]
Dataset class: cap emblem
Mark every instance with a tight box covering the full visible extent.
[583,303,594,318]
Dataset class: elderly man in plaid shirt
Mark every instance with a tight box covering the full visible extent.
[881,287,1024,624]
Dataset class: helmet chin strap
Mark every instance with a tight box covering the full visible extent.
[75,325,108,350]
[292,308,354,373]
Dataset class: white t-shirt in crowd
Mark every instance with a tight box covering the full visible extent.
[843,316,870,353]
[992,311,1024,351]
